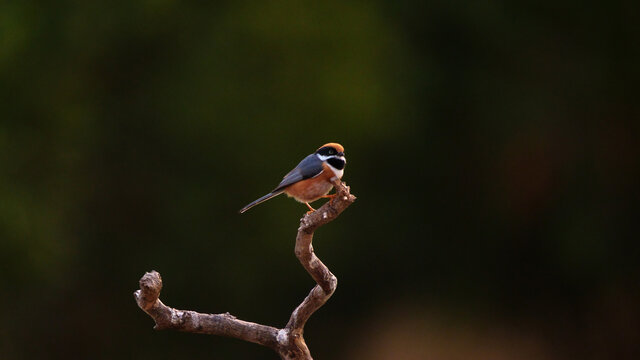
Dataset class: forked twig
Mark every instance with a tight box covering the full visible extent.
[134,180,356,359]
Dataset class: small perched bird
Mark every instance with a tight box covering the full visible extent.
[239,143,346,213]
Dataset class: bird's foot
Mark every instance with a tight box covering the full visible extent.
[305,202,316,213]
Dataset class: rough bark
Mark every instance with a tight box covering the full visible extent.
[134,179,356,359]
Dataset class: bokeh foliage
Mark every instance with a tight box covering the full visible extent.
[1,1,638,359]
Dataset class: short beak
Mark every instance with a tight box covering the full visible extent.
[337,152,345,157]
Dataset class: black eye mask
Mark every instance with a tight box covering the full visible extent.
[316,146,337,156]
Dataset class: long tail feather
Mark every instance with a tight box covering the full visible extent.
[239,191,283,213]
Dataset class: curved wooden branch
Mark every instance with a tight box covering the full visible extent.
[134,180,356,359]
[134,271,280,348]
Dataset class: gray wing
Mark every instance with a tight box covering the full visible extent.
[273,154,324,191]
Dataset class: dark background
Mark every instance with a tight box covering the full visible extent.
[1,1,639,359]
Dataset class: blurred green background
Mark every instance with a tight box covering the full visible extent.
[1,1,639,359]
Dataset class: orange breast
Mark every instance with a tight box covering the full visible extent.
[283,165,335,203]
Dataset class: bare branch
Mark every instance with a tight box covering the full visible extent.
[134,180,356,359]
[285,179,354,330]
[134,271,280,349]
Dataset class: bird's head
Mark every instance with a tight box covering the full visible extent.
[315,143,346,173]
[316,143,345,158]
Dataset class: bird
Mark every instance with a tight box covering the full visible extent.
[239,143,346,214]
